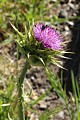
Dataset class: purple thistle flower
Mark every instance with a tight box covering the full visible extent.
[33,23,63,50]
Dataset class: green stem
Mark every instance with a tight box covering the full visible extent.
[17,60,30,120]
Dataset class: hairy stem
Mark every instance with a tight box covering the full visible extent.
[17,60,30,120]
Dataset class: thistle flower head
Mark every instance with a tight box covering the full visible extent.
[33,23,63,50]
[10,22,65,67]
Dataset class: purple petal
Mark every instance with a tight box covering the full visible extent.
[33,23,63,50]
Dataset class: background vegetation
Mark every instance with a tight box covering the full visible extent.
[0,0,80,120]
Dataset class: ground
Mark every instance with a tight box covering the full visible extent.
[0,0,80,120]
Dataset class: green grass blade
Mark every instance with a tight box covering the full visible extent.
[71,71,79,111]
[78,111,80,120]
[29,87,52,107]
[39,105,64,120]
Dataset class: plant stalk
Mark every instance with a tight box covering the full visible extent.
[17,60,30,120]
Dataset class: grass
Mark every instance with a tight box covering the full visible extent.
[0,0,80,120]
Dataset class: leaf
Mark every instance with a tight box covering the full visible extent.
[29,87,51,107]
[39,105,64,120]
[0,103,10,107]
[9,21,23,37]
[78,111,80,120]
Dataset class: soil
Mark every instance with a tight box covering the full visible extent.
[0,0,80,120]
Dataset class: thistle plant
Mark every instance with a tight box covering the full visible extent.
[11,22,65,120]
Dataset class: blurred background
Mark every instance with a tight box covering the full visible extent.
[0,0,80,120]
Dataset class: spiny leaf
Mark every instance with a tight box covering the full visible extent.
[10,21,24,37]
